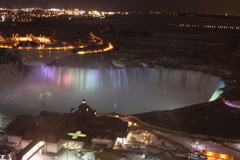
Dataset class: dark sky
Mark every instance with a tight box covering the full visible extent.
[1,0,240,14]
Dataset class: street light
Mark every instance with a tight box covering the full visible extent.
[195,141,198,150]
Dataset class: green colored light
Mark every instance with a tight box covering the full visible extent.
[67,131,87,139]
[209,90,223,102]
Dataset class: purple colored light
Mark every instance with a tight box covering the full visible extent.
[224,100,240,108]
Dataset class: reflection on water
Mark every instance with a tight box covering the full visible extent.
[0,65,225,115]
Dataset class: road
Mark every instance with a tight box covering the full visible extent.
[109,112,240,160]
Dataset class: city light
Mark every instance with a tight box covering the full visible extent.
[63,142,82,150]
[178,24,240,30]
[207,152,212,156]
[0,4,239,160]
[0,8,128,22]
[0,32,114,55]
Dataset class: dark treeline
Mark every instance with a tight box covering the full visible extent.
[0,49,29,74]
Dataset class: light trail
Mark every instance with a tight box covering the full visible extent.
[77,42,114,55]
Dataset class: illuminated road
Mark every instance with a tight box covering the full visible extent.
[109,113,240,159]
[76,32,114,55]
[109,113,192,156]
[0,32,114,56]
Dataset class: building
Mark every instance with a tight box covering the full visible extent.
[201,150,234,160]
[7,111,69,154]
[6,99,128,160]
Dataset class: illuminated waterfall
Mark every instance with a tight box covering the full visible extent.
[40,66,224,98]
[0,65,225,115]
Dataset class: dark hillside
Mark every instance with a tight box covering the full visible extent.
[135,100,240,138]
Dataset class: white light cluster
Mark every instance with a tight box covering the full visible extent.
[0,8,129,21]
[178,24,240,30]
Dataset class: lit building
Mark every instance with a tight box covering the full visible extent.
[201,150,234,160]
[6,99,128,160]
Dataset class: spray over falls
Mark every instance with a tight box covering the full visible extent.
[0,65,224,114]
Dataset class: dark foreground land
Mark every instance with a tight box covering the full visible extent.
[135,100,240,139]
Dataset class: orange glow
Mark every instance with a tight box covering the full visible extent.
[14,37,32,42]
[201,150,233,160]
[0,45,12,49]
[208,152,212,156]
[1,32,114,56]
[10,35,51,44]
[90,32,104,45]
[8,45,75,50]
[37,37,51,43]
[96,40,103,45]
[79,45,87,48]
[77,42,114,55]
[103,43,114,51]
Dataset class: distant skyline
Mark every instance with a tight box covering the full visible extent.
[1,0,240,15]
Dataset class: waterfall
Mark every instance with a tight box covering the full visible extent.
[0,65,225,115]
[39,66,224,99]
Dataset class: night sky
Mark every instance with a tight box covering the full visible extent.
[1,0,240,14]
